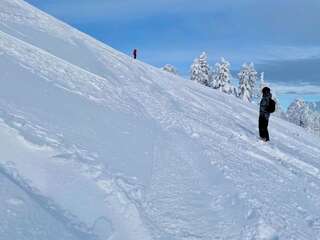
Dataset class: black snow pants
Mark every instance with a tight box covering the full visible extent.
[259,115,269,141]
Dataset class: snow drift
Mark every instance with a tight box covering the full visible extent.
[0,1,320,239]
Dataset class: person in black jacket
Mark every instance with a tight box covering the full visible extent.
[133,49,137,59]
[259,87,272,141]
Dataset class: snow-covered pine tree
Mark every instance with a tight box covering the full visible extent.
[162,64,179,75]
[308,111,320,135]
[212,58,236,94]
[287,99,312,128]
[287,99,320,135]
[306,101,320,113]
[312,113,320,135]
[253,72,267,104]
[190,52,212,87]
[260,72,265,83]
[237,63,258,102]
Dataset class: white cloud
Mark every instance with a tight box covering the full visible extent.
[257,46,320,62]
[271,82,320,95]
[143,45,320,68]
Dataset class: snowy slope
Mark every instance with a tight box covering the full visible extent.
[1,1,320,239]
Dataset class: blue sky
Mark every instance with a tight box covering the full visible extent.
[25,0,320,108]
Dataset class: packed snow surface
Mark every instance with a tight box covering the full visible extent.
[0,1,320,239]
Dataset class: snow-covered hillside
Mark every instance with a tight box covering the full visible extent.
[1,1,320,239]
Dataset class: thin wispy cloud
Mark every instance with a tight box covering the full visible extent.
[257,46,320,62]
[271,83,320,95]
[142,45,320,74]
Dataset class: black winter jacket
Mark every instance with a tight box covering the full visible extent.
[260,93,272,119]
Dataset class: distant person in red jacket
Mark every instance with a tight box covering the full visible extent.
[133,49,137,59]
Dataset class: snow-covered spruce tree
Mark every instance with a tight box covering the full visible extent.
[212,58,236,95]
[309,112,320,135]
[253,72,267,104]
[305,102,320,134]
[237,63,258,102]
[306,101,320,113]
[313,113,320,135]
[162,64,179,75]
[190,52,212,87]
[287,99,320,135]
[287,99,312,128]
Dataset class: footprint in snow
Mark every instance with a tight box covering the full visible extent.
[6,197,25,206]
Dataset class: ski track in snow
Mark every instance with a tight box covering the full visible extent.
[0,117,154,240]
[0,1,320,239]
